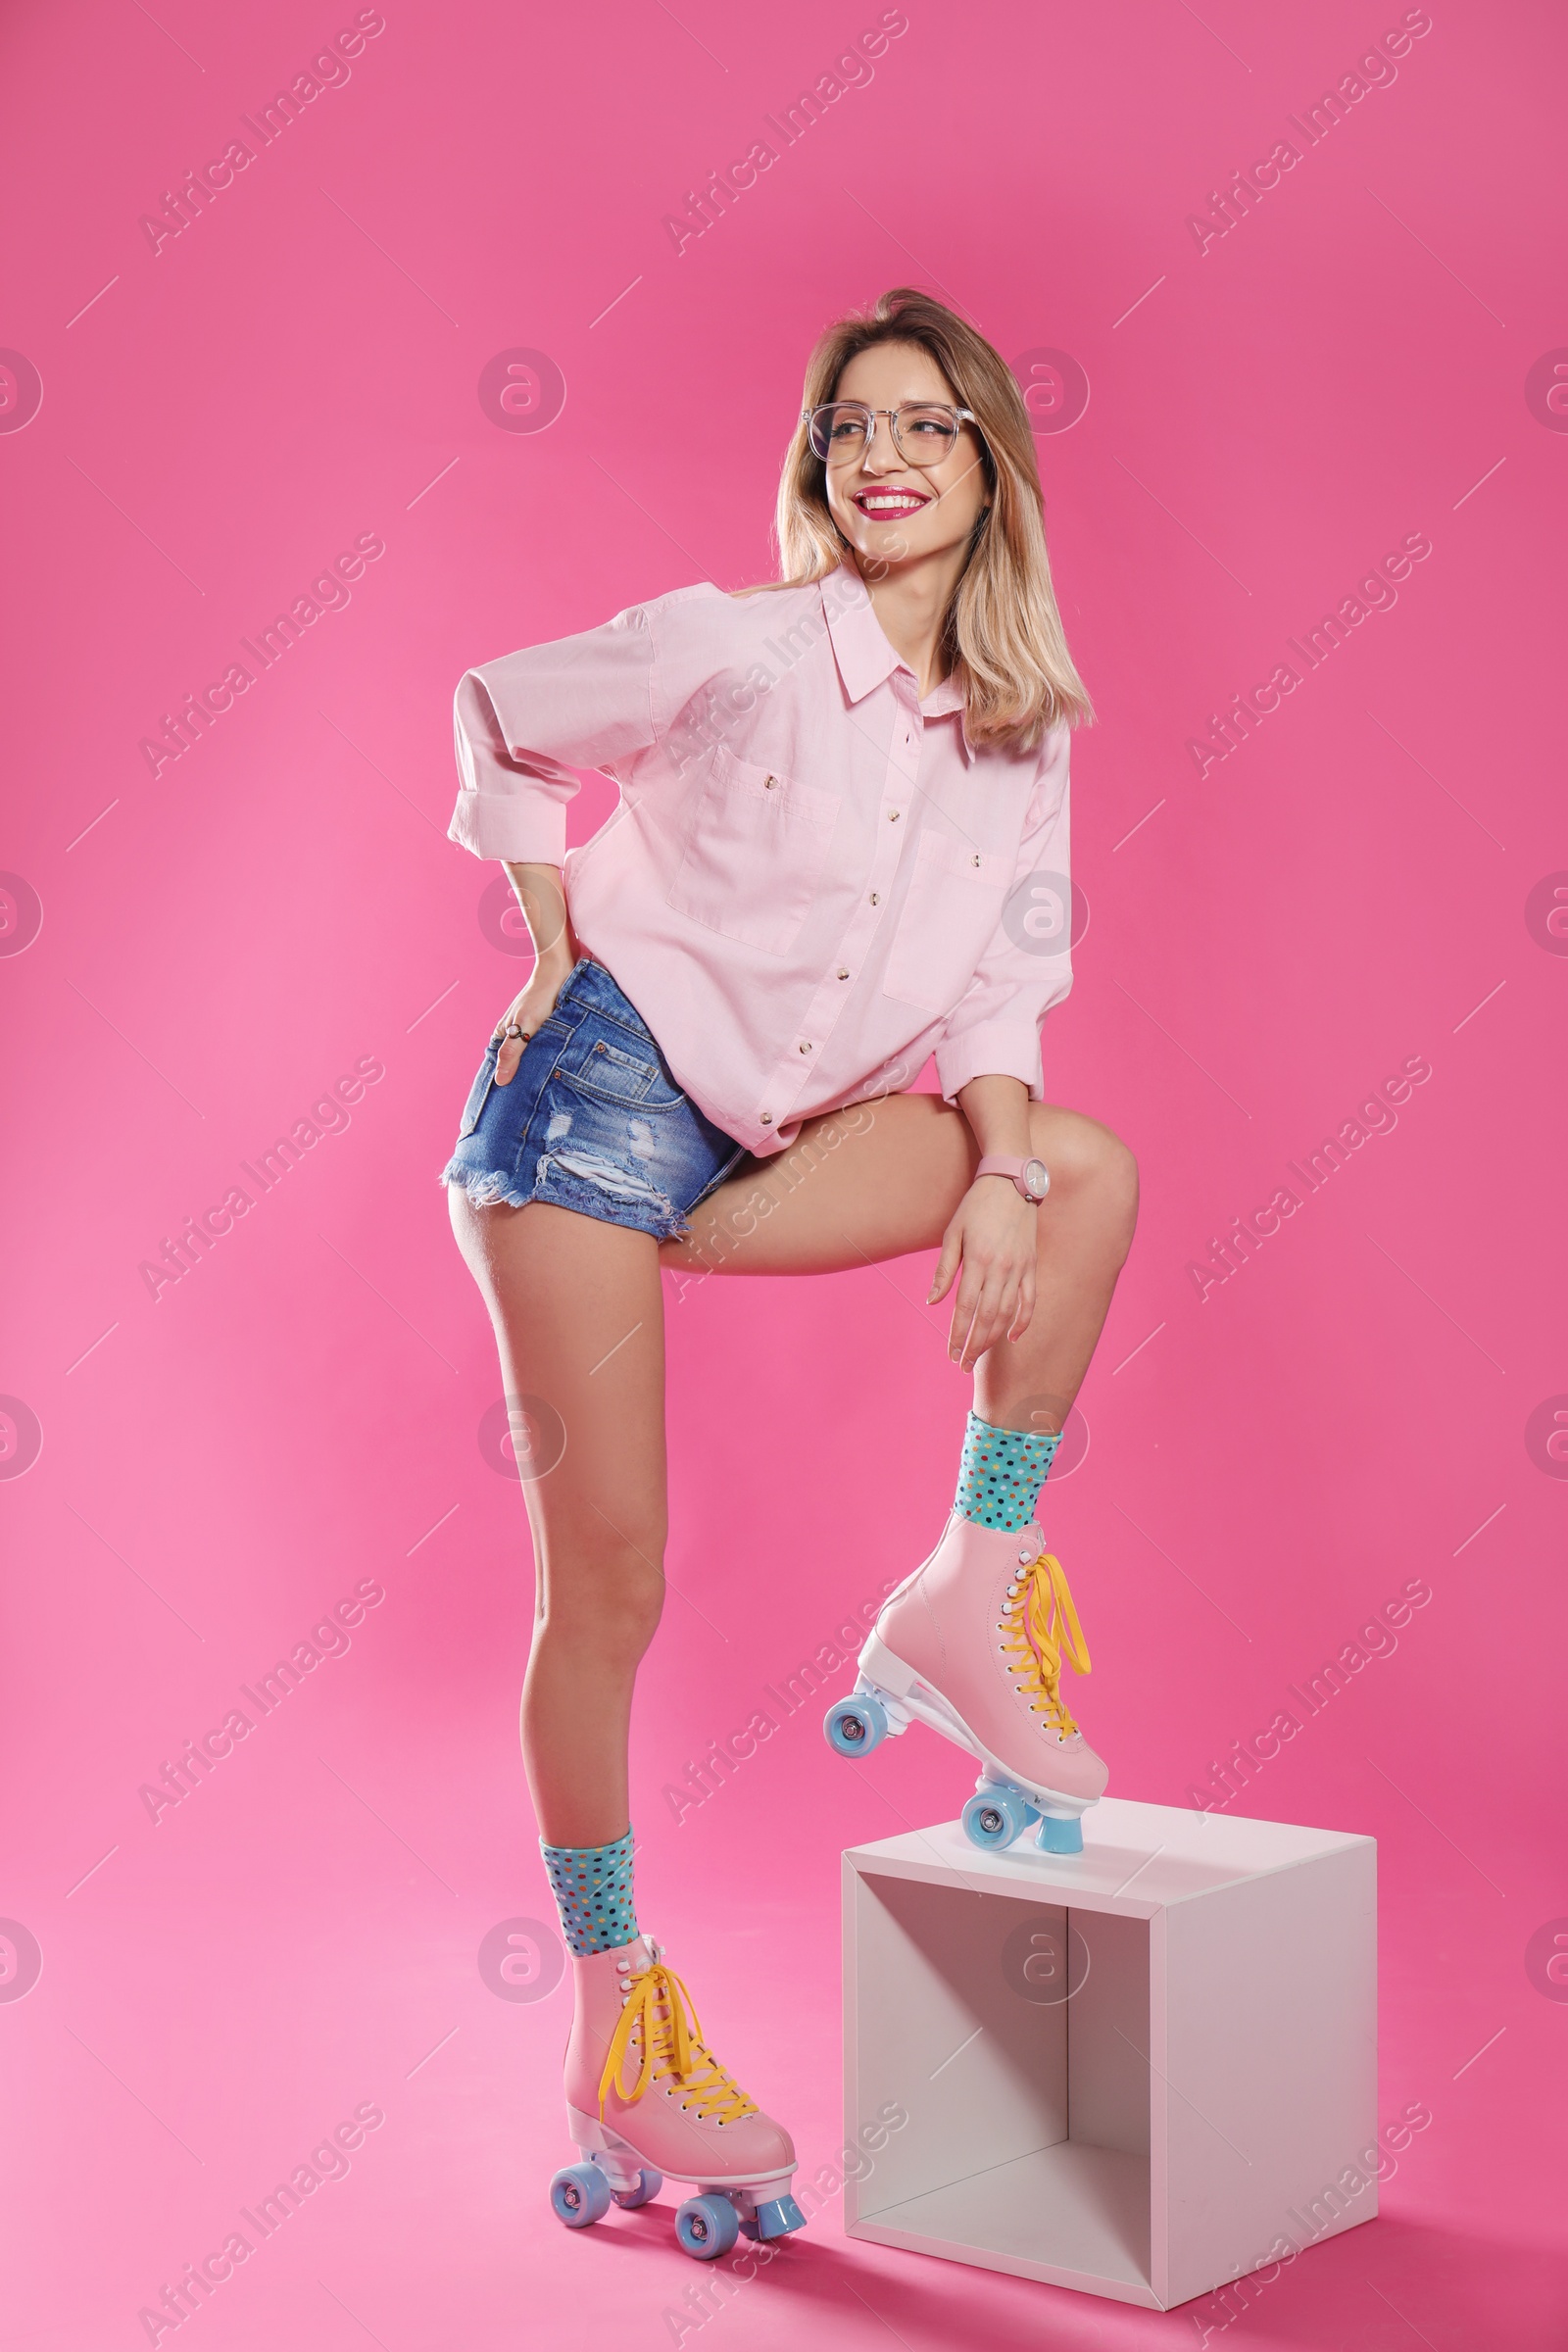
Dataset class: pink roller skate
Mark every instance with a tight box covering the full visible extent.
[548,1935,806,2261]
[823,1513,1106,1855]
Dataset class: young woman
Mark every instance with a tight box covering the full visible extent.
[440,287,1138,2257]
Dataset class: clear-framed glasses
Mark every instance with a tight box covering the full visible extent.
[804,401,980,467]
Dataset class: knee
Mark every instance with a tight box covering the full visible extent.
[1101,1130,1141,1236]
[548,1518,667,1662]
[1030,1108,1140,1242]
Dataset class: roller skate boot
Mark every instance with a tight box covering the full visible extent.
[548,1935,806,2261]
[823,1512,1105,1854]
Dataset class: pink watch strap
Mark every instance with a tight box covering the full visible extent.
[976,1154,1050,1200]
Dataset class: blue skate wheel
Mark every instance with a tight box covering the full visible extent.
[550,2161,612,2228]
[962,1785,1034,1851]
[1036,1812,1085,1854]
[612,2165,662,2209]
[675,2192,740,2260]
[739,2192,807,2241]
[823,1692,888,1757]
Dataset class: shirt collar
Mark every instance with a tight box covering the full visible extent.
[819,564,976,762]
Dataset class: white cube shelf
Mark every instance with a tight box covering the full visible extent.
[844,1796,1376,2310]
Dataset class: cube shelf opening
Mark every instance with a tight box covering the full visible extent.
[844,1799,1377,2310]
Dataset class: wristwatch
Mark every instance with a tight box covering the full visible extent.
[976,1153,1051,1202]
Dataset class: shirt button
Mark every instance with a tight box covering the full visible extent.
[869,892,880,906]
[837,968,850,980]
[799,1041,812,1054]
[889,810,901,822]
[760,1113,773,1125]
[971,854,981,867]
[763,775,777,790]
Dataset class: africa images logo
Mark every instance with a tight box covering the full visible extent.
[477,350,566,433]
[0,350,43,433]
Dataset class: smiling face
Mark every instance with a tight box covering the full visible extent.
[820,340,991,576]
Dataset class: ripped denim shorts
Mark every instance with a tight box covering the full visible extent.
[438,956,747,1243]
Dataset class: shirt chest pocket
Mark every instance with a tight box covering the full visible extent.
[665,747,840,957]
[882,827,1011,1014]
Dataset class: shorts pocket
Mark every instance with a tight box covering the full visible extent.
[552,1022,684,1109]
[457,1016,571,1141]
[882,827,1011,1014]
[665,745,840,956]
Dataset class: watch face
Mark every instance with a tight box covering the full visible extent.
[1023,1157,1051,1201]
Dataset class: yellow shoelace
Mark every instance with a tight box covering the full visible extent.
[1000,1547,1092,1737]
[598,1958,760,2126]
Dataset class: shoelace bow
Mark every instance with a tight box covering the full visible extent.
[598,1955,760,2126]
[1000,1548,1092,1736]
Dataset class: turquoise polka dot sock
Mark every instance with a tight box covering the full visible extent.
[540,1828,638,1957]
[955,1410,1061,1532]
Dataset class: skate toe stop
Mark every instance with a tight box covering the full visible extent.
[741,2191,807,2240]
[1036,1813,1085,1854]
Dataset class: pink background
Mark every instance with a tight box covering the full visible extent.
[2,0,1565,2344]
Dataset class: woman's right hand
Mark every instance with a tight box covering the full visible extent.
[491,948,577,1086]
[490,862,579,1086]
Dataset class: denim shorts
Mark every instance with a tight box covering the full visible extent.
[438,957,747,1243]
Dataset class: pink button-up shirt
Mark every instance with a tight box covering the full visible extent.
[449,563,1074,1158]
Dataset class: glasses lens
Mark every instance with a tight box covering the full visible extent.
[810,404,872,463]
[893,405,960,464]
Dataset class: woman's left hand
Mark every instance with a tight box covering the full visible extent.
[927,1178,1039,1369]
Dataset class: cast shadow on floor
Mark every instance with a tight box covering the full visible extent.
[589,2201,1568,2352]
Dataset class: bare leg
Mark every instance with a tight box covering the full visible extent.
[450,1095,1134,1846]
[662,1092,1139,1434]
[449,1192,666,1847]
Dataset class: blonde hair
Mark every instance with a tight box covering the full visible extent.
[767,286,1093,752]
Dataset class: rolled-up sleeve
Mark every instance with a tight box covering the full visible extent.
[449,603,660,864]
[932,720,1074,1103]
